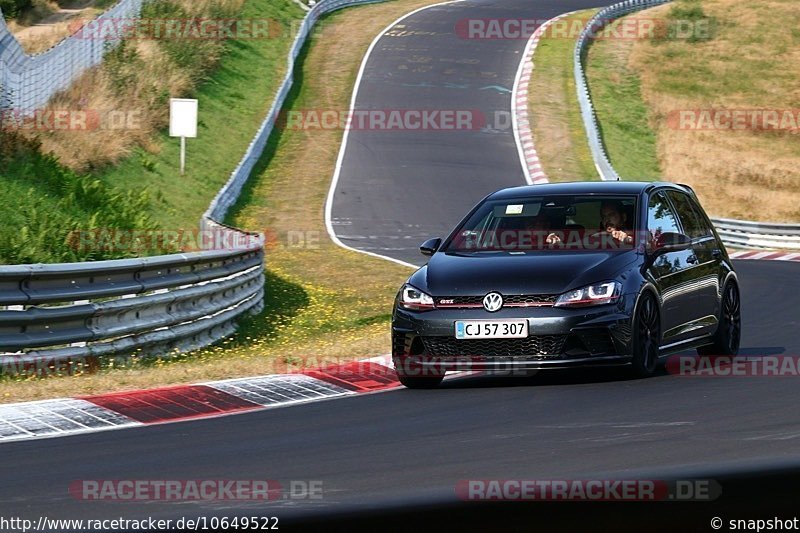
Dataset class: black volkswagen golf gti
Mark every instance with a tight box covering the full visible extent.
[392,182,742,388]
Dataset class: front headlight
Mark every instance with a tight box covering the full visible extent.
[399,284,435,311]
[555,281,621,308]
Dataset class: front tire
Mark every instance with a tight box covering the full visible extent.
[630,292,661,377]
[393,355,444,389]
[396,374,444,389]
[697,281,741,356]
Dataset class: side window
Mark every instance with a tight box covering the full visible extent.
[647,191,681,242]
[690,195,715,238]
[666,191,709,239]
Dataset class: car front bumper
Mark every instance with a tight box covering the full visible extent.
[392,296,636,373]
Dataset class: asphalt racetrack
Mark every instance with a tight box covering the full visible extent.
[329,0,612,266]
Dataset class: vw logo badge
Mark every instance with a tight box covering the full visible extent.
[483,292,504,312]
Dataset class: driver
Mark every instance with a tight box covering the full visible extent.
[599,200,634,245]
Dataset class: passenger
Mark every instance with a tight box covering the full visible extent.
[525,213,561,246]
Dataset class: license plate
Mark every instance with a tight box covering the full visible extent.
[455,320,528,339]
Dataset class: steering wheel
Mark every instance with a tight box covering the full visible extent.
[590,229,634,245]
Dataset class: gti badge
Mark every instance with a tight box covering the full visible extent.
[483,292,503,312]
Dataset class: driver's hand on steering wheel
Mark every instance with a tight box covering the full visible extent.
[609,229,633,244]
[611,229,627,242]
[546,233,561,245]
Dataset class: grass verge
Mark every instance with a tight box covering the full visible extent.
[585,17,662,180]
[1,0,446,403]
[627,0,800,222]
[527,9,598,182]
[531,0,800,223]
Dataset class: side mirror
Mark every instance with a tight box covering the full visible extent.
[419,238,442,257]
[652,232,692,255]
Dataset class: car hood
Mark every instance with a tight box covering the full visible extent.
[412,250,639,296]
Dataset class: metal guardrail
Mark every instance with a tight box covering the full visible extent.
[0,242,264,366]
[574,0,670,182]
[574,0,800,250]
[1,0,388,371]
[708,218,800,250]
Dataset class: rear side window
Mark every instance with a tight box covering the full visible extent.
[647,191,681,241]
[666,190,711,239]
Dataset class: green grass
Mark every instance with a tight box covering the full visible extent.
[0,0,304,265]
[0,0,31,20]
[0,134,158,263]
[526,10,598,181]
[585,21,662,181]
[640,1,789,102]
[98,0,304,230]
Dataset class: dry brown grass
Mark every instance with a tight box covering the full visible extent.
[9,0,100,54]
[11,18,83,53]
[629,0,800,222]
[28,0,241,172]
[36,39,192,171]
[9,1,240,54]
[1,0,445,403]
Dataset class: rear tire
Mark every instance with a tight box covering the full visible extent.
[697,281,741,356]
[630,292,661,377]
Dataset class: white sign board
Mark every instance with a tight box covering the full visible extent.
[169,98,198,138]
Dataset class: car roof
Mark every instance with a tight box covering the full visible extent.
[487,181,686,200]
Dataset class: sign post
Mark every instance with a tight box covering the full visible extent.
[169,98,198,175]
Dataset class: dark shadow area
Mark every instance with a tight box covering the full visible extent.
[201,462,800,533]
[433,342,793,390]
[228,270,310,346]
[437,365,643,389]
[738,347,787,356]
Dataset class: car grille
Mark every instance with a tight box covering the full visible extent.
[421,335,567,358]
[435,294,557,308]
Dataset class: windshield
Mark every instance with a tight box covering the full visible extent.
[443,195,639,253]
